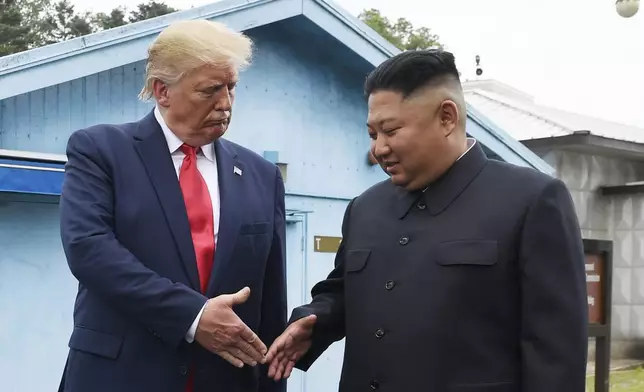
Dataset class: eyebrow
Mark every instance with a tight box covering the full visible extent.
[367,117,398,128]
[196,83,219,90]
[197,80,238,91]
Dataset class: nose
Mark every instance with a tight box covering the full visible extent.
[214,86,232,113]
[372,136,391,159]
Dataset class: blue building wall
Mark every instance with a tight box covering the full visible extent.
[0,19,386,199]
[0,19,381,392]
[0,11,552,392]
[0,201,78,392]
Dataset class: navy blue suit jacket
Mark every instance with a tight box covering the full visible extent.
[58,110,287,392]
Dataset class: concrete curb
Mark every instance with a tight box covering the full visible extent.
[612,362,644,372]
[586,361,644,376]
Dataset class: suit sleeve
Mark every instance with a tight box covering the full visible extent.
[59,129,207,349]
[519,177,588,392]
[289,198,356,371]
[258,166,288,392]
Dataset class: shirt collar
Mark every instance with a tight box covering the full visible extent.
[457,138,476,161]
[421,138,476,193]
[154,105,215,162]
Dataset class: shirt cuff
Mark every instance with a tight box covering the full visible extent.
[185,303,206,343]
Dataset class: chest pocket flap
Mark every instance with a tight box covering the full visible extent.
[239,221,271,235]
[344,249,371,273]
[435,240,498,266]
[68,326,123,360]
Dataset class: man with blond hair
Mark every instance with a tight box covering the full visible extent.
[58,19,287,392]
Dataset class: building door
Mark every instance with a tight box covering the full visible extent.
[0,199,76,392]
[285,216,306,392]
[284,214,345,392]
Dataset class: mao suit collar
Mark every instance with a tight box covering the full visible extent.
[394,140,488,219]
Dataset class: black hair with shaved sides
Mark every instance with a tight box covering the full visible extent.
[364,49,461,99]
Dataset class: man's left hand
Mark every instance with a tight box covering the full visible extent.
[265,315,317,380]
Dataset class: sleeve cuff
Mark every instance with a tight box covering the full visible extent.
[185,303,206,343]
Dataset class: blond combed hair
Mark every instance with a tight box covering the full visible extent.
[138,19,253,101]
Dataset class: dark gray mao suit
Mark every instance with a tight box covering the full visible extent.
[289,141,588,392]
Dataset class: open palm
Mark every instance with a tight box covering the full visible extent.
[266,315,317,380]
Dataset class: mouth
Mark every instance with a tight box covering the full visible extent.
[205,119,228,128]
[383,162,400,173]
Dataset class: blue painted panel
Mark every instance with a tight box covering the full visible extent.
[285,216,307,392]
[284,195,350,392]
[0,17,550,198]
[0,202,76,392]
[0,0,399,101]
[0,20,389,200]
[0,158,65,195]
[0,194,348,392]
[0,0,304,101]
[302,0,395,67]
[263,150,281,164]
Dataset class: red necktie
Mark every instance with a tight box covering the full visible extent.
[179,144,215,392]
[178,144,215,293]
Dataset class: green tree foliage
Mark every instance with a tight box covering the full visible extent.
[39,0,94,44]
[92,7,128,30]
[0,0,31,56]
[358,8,443,51]
[129,1,177,22]
[0,0,178,56]
[2,3,441,57]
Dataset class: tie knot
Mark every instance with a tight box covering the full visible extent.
[180,143,199,157]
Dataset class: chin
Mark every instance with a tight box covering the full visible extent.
[389,174,408,187]
[204,125,227,140]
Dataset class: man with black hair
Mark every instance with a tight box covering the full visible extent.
[265,49,588,391]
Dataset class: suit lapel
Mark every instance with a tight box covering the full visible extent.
[207,138,243,296]
[132,111,200,291]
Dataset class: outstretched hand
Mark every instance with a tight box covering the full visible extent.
[195,287,267,368]
[266,314,317,381]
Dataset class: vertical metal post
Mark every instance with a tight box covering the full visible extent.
[584,239,612,392]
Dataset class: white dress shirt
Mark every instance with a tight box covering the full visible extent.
[422,138,476,193]
[459,137,476,161]
[154,106,219,343]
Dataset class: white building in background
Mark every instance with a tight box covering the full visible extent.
[465,79,644,359]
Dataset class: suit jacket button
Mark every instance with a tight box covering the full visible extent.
[370,380,380,389]
[399,236,409,245]
[375,328,385,338]
[385,280,395,290]
[417,202,427,210]
[179,365,188,375]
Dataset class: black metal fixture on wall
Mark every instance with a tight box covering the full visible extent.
[475,55,483,77]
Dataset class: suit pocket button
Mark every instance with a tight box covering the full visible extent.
[179,365,188,375]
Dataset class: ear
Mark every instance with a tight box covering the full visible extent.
[439,100,459,136]
[152,79,171,108]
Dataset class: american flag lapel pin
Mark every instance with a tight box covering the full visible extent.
[233,166,242,176]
